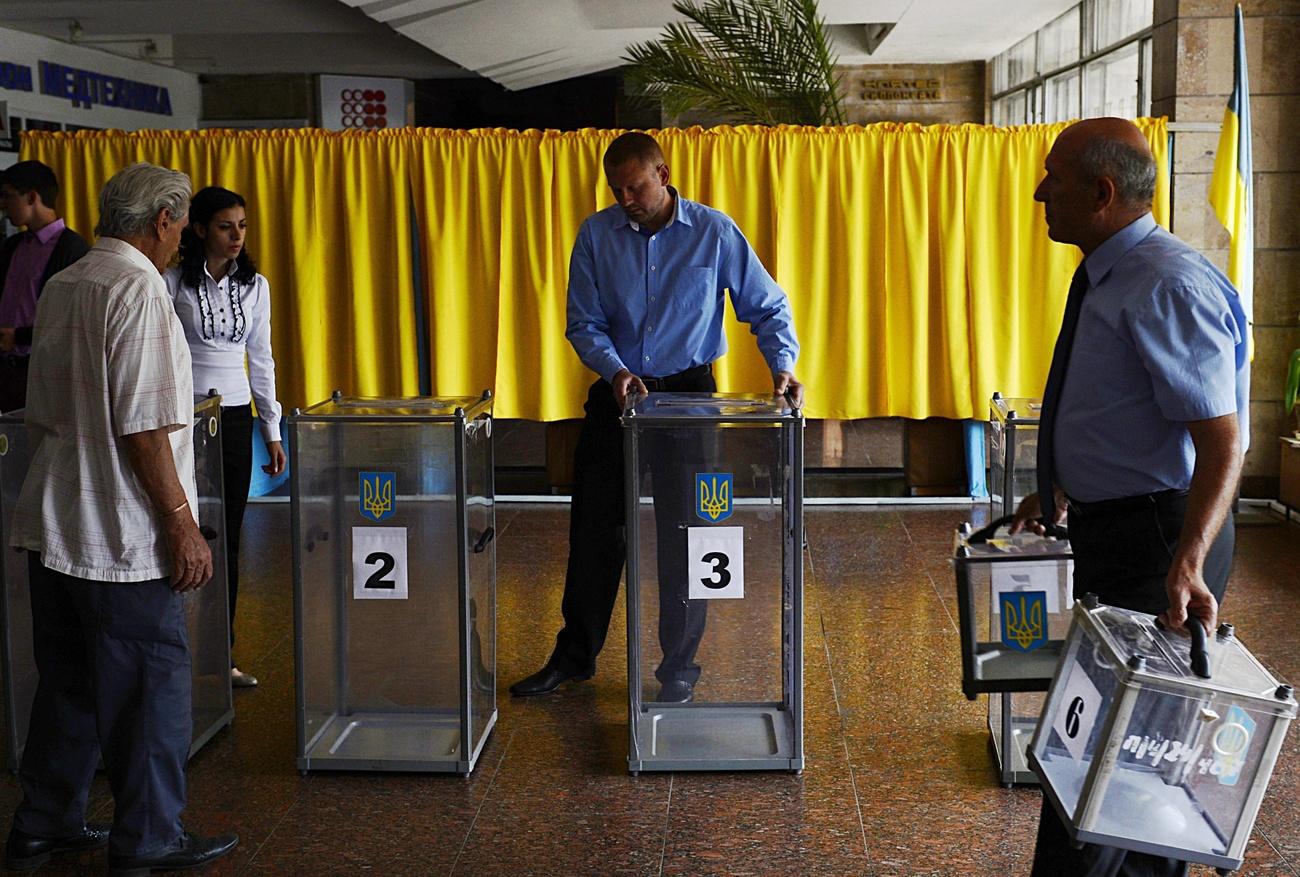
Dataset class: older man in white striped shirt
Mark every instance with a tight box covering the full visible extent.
[5,163,238,876]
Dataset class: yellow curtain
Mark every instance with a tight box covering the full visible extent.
[23,119,1169,421]
[20,129,420,410]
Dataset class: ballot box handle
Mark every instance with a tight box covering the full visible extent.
[472,526,495,554]
[1187,619,1211,679]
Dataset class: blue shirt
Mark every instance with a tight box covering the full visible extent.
[1053,213,1249,502]
[566,190,798,382]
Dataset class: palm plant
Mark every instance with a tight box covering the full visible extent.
[623,0,845,127]
[1286,349,1300,436]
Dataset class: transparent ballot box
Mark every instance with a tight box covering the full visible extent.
[290,392,496,774]
[953,517,1073,786]
[1029,600,1297,871]
[0,410,34,772]
[623,393,803,773]
[189,392,236,754]
[989,392,1042,518]
[0,399,233,772]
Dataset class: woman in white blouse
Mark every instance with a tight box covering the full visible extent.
[165,186,284,689]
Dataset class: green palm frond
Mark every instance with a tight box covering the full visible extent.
[1286,349,1300,432]
[624,0,845,127]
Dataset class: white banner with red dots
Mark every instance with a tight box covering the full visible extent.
[319,74,412,131]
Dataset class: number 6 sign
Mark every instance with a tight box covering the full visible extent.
[687,526,745,599]
[352,527,409,600]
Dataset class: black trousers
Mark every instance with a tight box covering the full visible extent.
[220,404,254,651]
[550,367,716,684]
[1030,489,1234,877]
[14,554,190,857]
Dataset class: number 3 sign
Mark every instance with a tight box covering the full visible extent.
[352,527,409,600]
[687,526,745,599]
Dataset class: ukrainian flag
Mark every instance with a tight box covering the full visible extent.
[1208,4,1253,335]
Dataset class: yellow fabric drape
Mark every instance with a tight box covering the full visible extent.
[23,119,1169,421]
[21,129,421,410]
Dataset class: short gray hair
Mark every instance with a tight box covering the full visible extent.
[95,163,192,238]
[1077,138,1156,209]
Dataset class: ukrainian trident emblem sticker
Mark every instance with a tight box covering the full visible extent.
[695,473,734,523]
[359,472,396,522]
[1000,591,1048,652]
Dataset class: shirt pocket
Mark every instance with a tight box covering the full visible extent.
[672,266,717,313]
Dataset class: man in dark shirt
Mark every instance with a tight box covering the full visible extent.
[0,161,90,412]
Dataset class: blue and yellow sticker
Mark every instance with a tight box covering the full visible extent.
[359,471,396,522]
[695,472,733,523]
[1000,590,1047,652]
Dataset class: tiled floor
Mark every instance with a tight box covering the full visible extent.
[2,503,1297,876]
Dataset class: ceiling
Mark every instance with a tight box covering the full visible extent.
[0,0,1080,87]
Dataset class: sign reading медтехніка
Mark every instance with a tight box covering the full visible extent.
[0,58,172,115]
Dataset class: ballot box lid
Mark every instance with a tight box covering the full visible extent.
[954,520,1072,563]
[1079,603,1296,712]
[623,392,796,424]
[193,392,222,415]
[991,393,1042,426]
[293,392,492,421]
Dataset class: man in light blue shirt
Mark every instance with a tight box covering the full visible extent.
[1012,118,1248,877]
[511,132,801,701]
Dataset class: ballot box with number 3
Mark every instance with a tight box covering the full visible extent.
[290,392,496,774]
[623,393,803,773]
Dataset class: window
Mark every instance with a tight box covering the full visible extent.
[1086,0,1154,53]
[1083,41,1141,119]
[991,0,1152,126]
[1039,7,1082,74]
[1044,69,1081,123]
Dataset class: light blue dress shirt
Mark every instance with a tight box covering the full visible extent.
[1053,213,1249,502]
[566,190,798,382]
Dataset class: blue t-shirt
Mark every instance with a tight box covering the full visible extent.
[1053,213,1249,502]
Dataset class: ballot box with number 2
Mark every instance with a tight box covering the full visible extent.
[623,393,803,773]
[290,392,496,774]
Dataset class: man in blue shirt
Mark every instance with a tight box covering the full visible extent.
[1012,118,1247,877]
[511,132,801,702]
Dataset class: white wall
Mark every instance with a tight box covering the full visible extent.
[0,25,201,169]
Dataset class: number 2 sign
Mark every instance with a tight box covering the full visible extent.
[687,526,745,600]
[352,527,409,600]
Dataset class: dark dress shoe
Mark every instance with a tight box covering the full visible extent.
[108,831,238,877]
[6,823,110,871]
[656,680,695,703]
[509,664,592,696]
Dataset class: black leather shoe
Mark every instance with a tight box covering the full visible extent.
[657,680,694,703]
[509,664,593,697]
[108,831,238,877]
[6,823,110,871]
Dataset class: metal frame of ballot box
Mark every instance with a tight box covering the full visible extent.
[290,391,496,775]
[989,392,1042,518]
[954,517,1072,786]
[623,392,803,774]
[0,398,234,772]
[189,392,236,755]
[1028,599,1297,872]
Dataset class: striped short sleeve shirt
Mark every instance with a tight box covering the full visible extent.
[10,237,196,582]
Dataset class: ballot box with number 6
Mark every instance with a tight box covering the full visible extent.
[1029,599,1297,871]
[290,392,496,774]
[0,398,233,772]
[989,392,1042,518]
[623,393,803,773]
[953,516,1073,785]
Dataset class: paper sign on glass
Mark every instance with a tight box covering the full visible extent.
[352,527,409,600]
[687,526,744,600]
[991,560,1073,614]
[1052,668,1103,762]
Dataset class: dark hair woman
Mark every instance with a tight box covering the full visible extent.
[165,186,284,689]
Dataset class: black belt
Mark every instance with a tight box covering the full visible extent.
[1067,488,1187,518]
[640,363,712,392]
[0,354,28,368]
